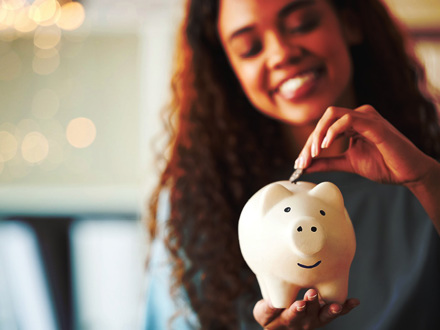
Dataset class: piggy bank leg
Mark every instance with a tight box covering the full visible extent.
[315,277,349,304]
[258,274,300,309]
[256,274,269,301]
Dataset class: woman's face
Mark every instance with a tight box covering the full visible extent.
[217,0,360,125]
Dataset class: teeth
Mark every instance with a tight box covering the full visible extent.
[279,71,316,94]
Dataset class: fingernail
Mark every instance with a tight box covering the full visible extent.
[295,157,305,169]
[321,136,329,149]
[296,303,306,312]
[311,144,318,158]
[331,305,342,315]
[309,293,318,300]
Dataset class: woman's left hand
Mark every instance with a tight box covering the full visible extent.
[295,104,437,186]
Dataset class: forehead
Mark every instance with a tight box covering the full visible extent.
[217,0,324,35]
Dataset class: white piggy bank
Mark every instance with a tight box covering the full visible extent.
[238,180,356,308]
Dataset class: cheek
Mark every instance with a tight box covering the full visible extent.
[235,62,264,99]
[315,31,353,82]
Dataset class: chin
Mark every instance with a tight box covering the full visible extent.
[277,107,325,126]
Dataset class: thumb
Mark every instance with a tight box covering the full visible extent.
[306,154,353,174]
[253,299,283,327]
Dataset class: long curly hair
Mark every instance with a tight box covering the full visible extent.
[147,0,440,328]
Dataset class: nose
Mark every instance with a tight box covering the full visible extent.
[291,218,325,257]
[266,31,302,70]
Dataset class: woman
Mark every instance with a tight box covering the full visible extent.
[146,0,440,329]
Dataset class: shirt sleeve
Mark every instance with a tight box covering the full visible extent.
[143,191,196,330]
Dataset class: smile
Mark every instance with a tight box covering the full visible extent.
[297,260,322,269]
[274,66,325,101]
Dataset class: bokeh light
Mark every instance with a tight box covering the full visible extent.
[34,25,61,49]
[31,88,60,119]
[21,131,50,164]
[1,0,26,11]
[66,117,97,149]
[57,2,85,31]
[0,8,15,30]
[0,131,18,161]
[14,7,38,33]
[29,0,61,27]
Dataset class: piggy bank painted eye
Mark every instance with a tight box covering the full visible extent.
[284,207,291,213]
[320,210,326,216]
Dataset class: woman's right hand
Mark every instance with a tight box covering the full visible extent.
[253,289,360,329]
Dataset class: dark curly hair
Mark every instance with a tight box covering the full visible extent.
[147,0,440,328]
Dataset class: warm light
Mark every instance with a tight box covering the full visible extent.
[0,8,15,30]
[21,131,49,164]
[57,2,85,31]
[415,41,440,90]
[66,117,97,149]
[34,25,61,49]
[31,88,60,119]
[0,9,9,30]
[0,50,22,80]
[29,0,60,26]
[1,0,26,11]
[13,7,38,33]
[0,131,18,161]
[34,46,58,58]
[32,48,60,75]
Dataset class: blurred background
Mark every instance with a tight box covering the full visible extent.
[0,0,439,330]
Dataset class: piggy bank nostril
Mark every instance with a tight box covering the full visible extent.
[311,227,317,232]
[297,226,303,232]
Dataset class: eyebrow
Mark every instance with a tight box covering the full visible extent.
[279,0,316,19]
[227,0,316,43]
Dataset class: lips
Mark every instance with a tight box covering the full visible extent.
[273,66,325,101]
[297,260,322,269]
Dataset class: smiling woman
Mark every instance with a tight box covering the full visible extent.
[145,0,440,329]
[217,0,361,127]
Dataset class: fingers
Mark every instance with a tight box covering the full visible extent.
[340,298,361,316]
[295,105,382,170]
[317,297,360,324]
[253,299,283,327]
[254,293,361,329]
[295,106,352,169]
[303,288,321,318]
[306,154,353,174]
[263,289,321,329]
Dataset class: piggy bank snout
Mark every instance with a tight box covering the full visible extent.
[290,218,325,257]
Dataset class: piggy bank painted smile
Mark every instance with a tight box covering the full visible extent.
[238,181,356,308]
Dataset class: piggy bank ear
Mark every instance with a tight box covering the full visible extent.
[309,182,344,208]
[260,183,292,215]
